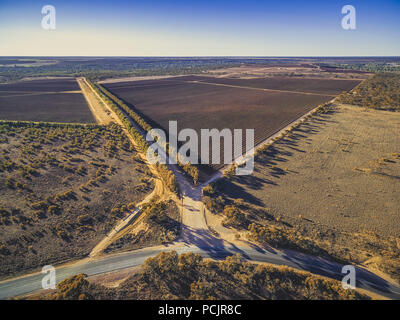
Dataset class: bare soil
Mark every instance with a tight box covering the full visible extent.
[103,76,341,170]
[0,79,95,123]
[104,199,180,254]
[77,78,114,125]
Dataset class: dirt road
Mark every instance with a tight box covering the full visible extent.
[89,179,164,257]
[77,77,115,125]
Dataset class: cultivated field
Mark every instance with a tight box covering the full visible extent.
[104,75,360,169]
[0,78,95,123]
[180,75,361,95]
[205,104,400,281]
[0,122,154,278]
[206,64,371,80]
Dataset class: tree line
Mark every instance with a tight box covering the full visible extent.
[94,81,199,185]
[86,79,179,194]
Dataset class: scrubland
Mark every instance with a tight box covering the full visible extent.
[0,122,154,278]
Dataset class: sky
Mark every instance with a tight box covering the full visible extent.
[0,0,399,56]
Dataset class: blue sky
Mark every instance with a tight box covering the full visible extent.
[0,0,399,56]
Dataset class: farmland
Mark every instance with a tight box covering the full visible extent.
[103,75,361,170]
[178,75,361,95]
[0,122,154,278]
[0,78,95,123]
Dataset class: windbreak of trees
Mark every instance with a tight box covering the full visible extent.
[86,80,179,194]
[337,73,400,111]
[95,85,152,132]
[95,82,199,185]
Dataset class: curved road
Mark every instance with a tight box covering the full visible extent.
[1,239,400,299]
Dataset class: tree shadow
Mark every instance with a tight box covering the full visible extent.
[217,110,342,206]
[178,225,251,260]
[217,179,264,207]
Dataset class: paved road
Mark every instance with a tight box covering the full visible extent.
[1,240,400,299]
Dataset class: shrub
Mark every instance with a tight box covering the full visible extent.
[30,200,49,211]
[77,214,93,225]
[57,229,70,240]
[222,205,248,229]
[55,274,91,300]
[0,243,10,255]
[48,205,61,215]
[202,185,214,197]
[0,208,10,217]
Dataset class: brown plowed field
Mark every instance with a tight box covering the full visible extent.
[171,75,361,95]
[104,76,361,170]
[0,79,95,123]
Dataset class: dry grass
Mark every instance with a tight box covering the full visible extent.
[211,104,400,281]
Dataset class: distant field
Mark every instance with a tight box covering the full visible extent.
[0,59,39,65]
[104,76,359,169]
[0,79,95,123]
[175,75,361,95]
[0,79,80,92]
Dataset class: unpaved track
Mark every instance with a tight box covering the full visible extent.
[83,78,172,255]
[77,77,114,125]
[89,179,164,257]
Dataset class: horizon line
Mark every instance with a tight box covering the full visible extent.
[1,55,399,58]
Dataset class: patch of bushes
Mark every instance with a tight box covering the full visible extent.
[222,205,249,229]
[54,190,75,201]
[337,73,400,111]
[0,243,10,255]
[77,214,93,226]
[54,274,92,300]
[248,223,329,257]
